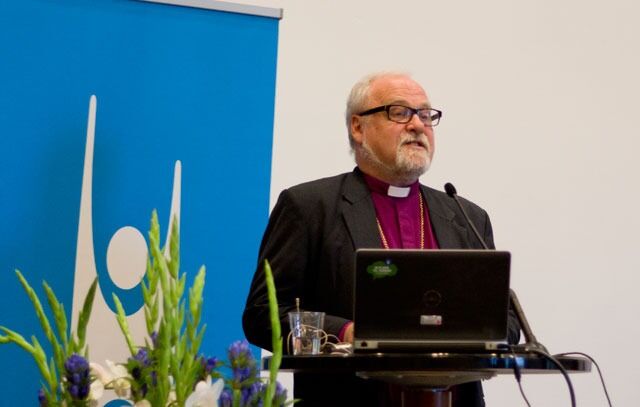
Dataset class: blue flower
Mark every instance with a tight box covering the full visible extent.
[241,381,264,406]
[132,347,151,365]
[228,340,252,360]
[219,388,233,407]
[233,367,252,382]
[64,354,91,400]
[199,355,218,375]
[204,356,218,373]
[37,388,46,406]
[227,340,258,386]
[127,347,155,398]
[150,331,159,347]
[65,353,89,375]
[273,381,288,407]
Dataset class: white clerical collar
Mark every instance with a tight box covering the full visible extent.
[387,185,411,198]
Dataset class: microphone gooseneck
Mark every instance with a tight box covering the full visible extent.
[443,182,548,353]
[508,289,548,353]
[443,182,489,250]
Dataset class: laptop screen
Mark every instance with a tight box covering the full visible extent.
[353,249,511,352]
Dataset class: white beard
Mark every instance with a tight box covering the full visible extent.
[359,132,432,185]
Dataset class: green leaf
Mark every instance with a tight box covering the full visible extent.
[176,272,186,304]
[145,254,158,297]
[112,293,137,356]
[31,336,54,391]
[15,272,61,349]
[75,278,98,352]
[168,215,180,279]
[144,307,154,335]
[192,324,206,354]
[42,281,69,354]
[141,279,150,303]
[188,266,205,325]
[0,326,35,354]
[14,270,67,385]
[48,357,58,394]
[157,325,172,405]
[264,259,282,407]
[233,388,242,407]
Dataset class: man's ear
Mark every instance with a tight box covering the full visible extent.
[350,115,365,144]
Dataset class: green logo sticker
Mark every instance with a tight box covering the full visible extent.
[367,260,398,279]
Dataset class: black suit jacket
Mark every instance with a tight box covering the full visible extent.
[243,168,520,406]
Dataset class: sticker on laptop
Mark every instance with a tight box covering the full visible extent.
[366,259,397,279]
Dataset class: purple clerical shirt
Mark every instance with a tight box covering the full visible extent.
[363,174,439,250]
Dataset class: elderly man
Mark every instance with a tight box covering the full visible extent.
[243,72,520,406]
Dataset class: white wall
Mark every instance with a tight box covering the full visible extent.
[242,1,640,405]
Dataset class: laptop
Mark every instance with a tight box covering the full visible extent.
[353,249,511,353]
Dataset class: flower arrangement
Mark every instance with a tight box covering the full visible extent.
[0,270,98,406]
[0,211,287,407]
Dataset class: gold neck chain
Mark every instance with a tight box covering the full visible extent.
[376,193,425,249]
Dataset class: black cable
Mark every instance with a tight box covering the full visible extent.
[528,348,577,407]
[555,352,613,407]
[509,347,532,407]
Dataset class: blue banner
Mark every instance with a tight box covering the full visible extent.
[0,0,279,404]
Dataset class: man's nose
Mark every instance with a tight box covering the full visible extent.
[406,112,426,133]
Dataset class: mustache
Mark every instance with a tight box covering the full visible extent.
[400,133,430,150]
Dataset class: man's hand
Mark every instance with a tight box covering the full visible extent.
[343,322,354,343]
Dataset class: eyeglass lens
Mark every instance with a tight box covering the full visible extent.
[388,105,439,125]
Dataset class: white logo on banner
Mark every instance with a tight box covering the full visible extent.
[70,95,181,405]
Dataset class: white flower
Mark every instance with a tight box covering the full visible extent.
[90,360,132,398]
[88,377,104,405]
[134,400,152,407]
[168,390,177,404]
[185,377,224,407]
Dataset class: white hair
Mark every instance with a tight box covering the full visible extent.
[345,71,412,150]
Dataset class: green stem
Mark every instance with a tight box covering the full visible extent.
[112,294,137,356]
[264,259,282,407]
[14,270,65,377]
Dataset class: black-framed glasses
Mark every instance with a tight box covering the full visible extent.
[357,104,442,126]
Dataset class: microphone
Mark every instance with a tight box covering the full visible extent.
[444,182,548,352]
[444,182,489,250]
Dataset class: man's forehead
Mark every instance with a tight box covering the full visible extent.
[370,76,430,105]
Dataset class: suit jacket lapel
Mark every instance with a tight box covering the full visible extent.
[341,170,381,249]
[421,185,471,249]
